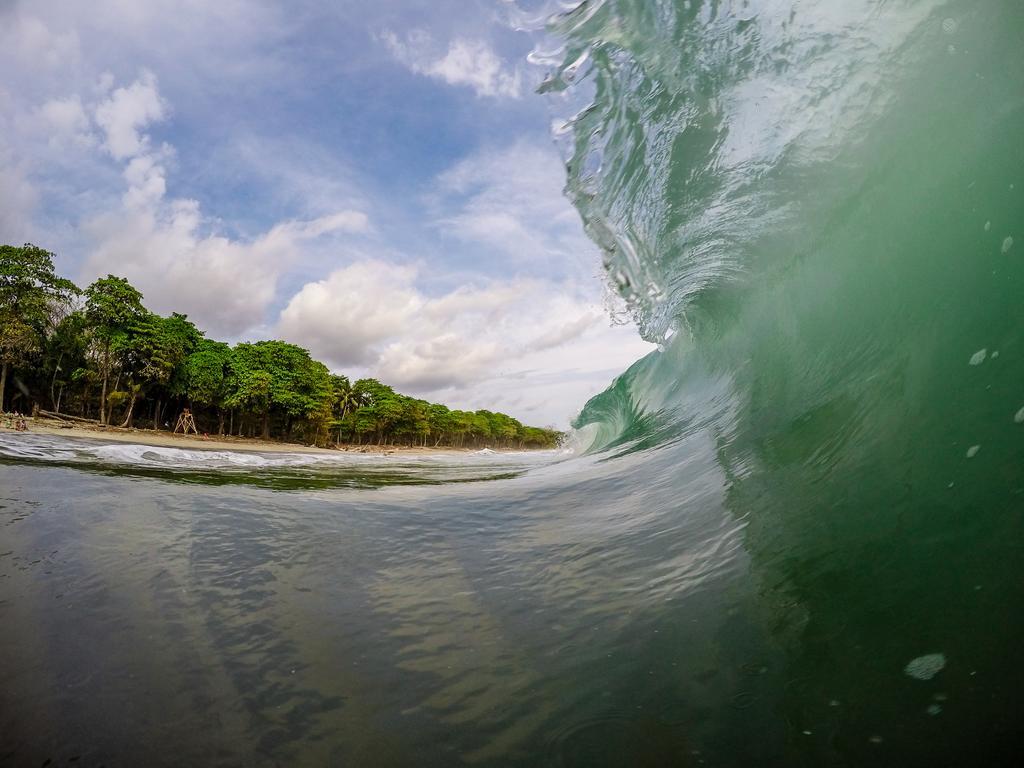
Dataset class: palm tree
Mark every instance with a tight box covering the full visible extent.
[331,375,356,444]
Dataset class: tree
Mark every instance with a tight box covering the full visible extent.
[180,339,233,434]
[0,244,78,412]
[228,341,333,441]
[427,403,452,446]
[329,375,358,443]
[83,275,145,424]
[43,311,89,413]
[116,312,202,427]
[351,378,405,444]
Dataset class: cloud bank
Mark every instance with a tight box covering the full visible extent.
[382,30,522,98]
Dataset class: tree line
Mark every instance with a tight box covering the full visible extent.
[0,244,562,449]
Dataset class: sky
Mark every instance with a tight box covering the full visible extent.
[0,0,653,428]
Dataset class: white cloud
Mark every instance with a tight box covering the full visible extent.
[0,161,38,245]
[83,203,370,337]
[430,140,595,277]
[526,312,601,352]
[78,72,370,336]
[94,70,166,160]
[278,260,422,365]
[0,13,80,71]
[37,95,93,147]
[382,29,522,98]
[276,259,652,426]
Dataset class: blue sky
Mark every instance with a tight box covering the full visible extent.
[0,0,651,427]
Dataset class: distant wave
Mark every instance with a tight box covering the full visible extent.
[0,432,562,489]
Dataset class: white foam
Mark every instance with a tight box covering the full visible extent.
[968,348,987,366]
[0,433,388,470]
[0,432,562,477]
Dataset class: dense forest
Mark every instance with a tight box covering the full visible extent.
[0,244,562,449]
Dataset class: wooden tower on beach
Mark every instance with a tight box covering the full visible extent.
[174,408,198,435]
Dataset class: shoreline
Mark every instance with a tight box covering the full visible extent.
[6,417,489,457]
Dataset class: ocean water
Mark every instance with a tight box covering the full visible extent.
[3,0,1024,765]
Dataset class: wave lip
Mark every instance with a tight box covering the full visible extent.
[534,0,946,342]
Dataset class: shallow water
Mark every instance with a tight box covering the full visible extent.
[2,436,753,766]
[2,426,1022,765]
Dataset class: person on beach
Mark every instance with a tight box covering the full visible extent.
[4,412,28,431]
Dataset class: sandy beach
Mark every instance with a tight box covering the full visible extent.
[8,416,468,456]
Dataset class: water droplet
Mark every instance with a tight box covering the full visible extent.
[828,699,841,707]
[942,18,957,35]
[947,44,956,55]
[969,349,987,366]
[869,735,884,744]
[966,445,980,458]
[802,730,813,736]
[905,653,946,680]
[1014,406,1024,424]
[984,221,991,231]
[992,350,1000,358]
[1001,236,1014,254]
[927,704,943,716]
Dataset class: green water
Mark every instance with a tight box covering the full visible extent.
[3,0,1024,764]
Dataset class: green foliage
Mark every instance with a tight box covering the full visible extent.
[83,274,147,423]
[227,341,333,440]
[0,244,79,411]
[43,311,90,412]
[0,244,78,323]
[84,275,146,341]
[128,313,203,390]
[181,339,233,407]
[0,243,563,448]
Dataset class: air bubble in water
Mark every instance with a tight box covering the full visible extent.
[984,221,991,231]
[942,18,957,35]
[966,445,980,458]
[992,350,999,358]
[1014,406,1024,424]
[905,653,946,680]
[968,349,987,366]
[1001,236,1013,253]
[947,44,956,55]
[927,704,943,716]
